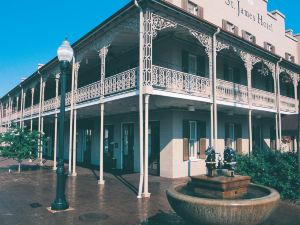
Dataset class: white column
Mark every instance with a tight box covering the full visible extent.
[22,92,26,128]
[19,91,23,127]
[208,49,214,147]
[98,46,108,185]
[275,113,279,149]
[53,75,60,170]
[0,103,3,129]
[40,81,45,165]
[98,103,105,185]
[38,77,43,159]
[68,58,76,175]
[212,30,219,148]
[248,110,252,153]
[30,88,35,131]
[72,63,80,177]
[143,94,151,198]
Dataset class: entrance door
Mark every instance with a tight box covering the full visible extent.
[104,125,114,171]
[83,129,92,167]
[252,126,262,151]
[122,123,134,173]
[149,121,160,176]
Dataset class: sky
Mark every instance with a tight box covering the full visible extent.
[0,0,299,98]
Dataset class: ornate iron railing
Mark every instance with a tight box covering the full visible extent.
[104,67,137,96]
[216,79,248,104]
[280,95,297,113]
[251,88,276,109]
[152,65,210,97]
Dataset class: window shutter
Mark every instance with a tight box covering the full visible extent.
[291,56,295,63]
[285,53,289,60]
[197,121,206,159]
[271,45,275,54]
[197,55,206,76]
[225,123,231,147]
[182,50,189,73]
[181,0,188,11]
[252,36,256,44]
[235,124,242,153]
[183,120,189,161]
[222,19,228,30]
[242,30,246,39]
[197,6,204,19]
[224,64,229,81]
[234,26,239,35]
[233,68,241,84]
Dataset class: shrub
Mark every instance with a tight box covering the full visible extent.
[236,149,300,200]
[0,124,46,173]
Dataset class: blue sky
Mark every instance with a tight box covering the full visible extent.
[0,0,299,97]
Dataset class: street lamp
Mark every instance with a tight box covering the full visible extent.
[51,39,74,211]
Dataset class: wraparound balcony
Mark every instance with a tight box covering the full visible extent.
[2,65,298,124]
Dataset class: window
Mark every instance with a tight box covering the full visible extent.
[285,53,295,63]
[183,120,206,160]
[188,54,197,74]
[264,42,275,53]
[187,1,198,16]
[222,20,238,35]
[242,30,256,44]
[225,123,242,153]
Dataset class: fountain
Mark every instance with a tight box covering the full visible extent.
[166,147,280,225]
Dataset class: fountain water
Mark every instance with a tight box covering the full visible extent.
[166,147,280,225]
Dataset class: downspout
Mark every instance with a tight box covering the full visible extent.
[212,28,220,149]
[276,58,283,149]
[135,0,144,199]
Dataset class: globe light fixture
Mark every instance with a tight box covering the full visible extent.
[51,38,74,211]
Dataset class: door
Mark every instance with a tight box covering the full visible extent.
[104,125,114,171]
[149,122,160,176]
[122,123,134,173]
[83,129,92,167]
[252,126,262,151]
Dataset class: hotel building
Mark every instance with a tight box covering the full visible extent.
[1,0,300,197]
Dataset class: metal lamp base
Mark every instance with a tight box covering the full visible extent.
[51,199,69,211]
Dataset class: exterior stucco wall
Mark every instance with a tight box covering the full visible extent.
[166,0,299,63]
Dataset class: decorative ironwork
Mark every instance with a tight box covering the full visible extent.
[143,11,153,86]
[152,65,211,97]
[216,79,248,103]
[104,68,137,95]
[189,29,212,56]
[152,14,177,39]
[216,40,230,52]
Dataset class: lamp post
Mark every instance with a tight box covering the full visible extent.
[51,39,74,211]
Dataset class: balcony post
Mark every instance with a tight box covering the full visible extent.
[20,89,23,127]
[9,96,12,127]
[208,45,214,146]
[68,58,76,175]
[30,88,35,131]
[276,60,282,148]
[98,46,108,185]
[21,92,26,128]
[246,59,253,153]
[143,94,151,198]
[0,103,3,129]
[53,74,60,171]
[275,113,279,149]
[248,110,252,153]
[72,62,80,177]
[40,81,46,165]
[38,77,43,159]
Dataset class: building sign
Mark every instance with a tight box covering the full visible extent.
[225,0,273,32]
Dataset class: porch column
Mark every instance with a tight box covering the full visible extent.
[68,58,76,175]
[40,81,45,165]
[19,90,23,127]
[21,92,26,128]
[0,103,3,129]
[208,47,214,146]
[98,103,105,184]
[246,59,253,153]
[294,78,298,153]
[275,113,279,149]
[53,74,60,171]
[98,46,108,185]
[212,30,219,148]
[248,110,252,153]
[30,88,35,131]
[143,94,151,198]
[72,62,80,177]
[276,67,282,148]
[16,96,19,118]
[38,76,43,159]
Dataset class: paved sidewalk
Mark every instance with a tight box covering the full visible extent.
[0,158,299,225]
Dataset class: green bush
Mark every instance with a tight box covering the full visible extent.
[236,149,300,200]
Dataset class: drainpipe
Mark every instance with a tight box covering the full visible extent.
[212,28,220,149]
[276,58,283,149]
[135,0,145,199]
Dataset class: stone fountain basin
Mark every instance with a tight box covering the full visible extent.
[166,183,280,225]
